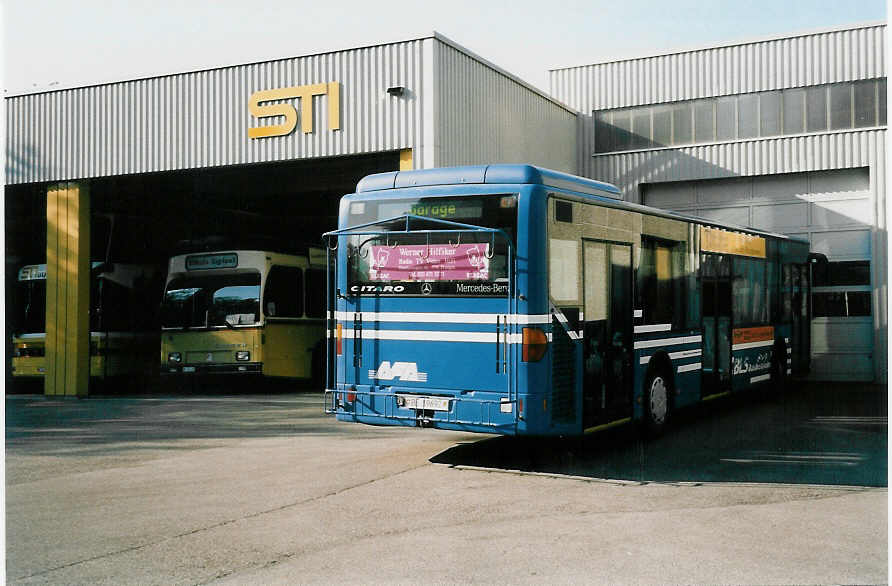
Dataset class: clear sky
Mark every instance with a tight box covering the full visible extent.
[2,0,887,96]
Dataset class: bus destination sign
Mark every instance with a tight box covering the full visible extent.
[186,253,238,271]
[17,265,47,281]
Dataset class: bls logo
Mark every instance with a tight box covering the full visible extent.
[369,361,428,382]
[248,82,341,139]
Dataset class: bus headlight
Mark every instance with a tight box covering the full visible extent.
[168,352,182,363]
[235,351,250,361]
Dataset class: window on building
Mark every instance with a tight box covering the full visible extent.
[760,91,781,136]
[806,86,828,132]
[829,83,853,130]
[737,94,759,139]
[592,79,887,154]
[782,88,806,134]
[652,105,672,146]
[672,103,693,145]
[613,111,632,150]
[631,110,651,149]
[594,111,613,153]
[694,100,715,143]
[853,80,877,127]
[716,97,736,140]
[264,266,303,318]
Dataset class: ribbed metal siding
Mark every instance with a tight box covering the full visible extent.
[549,24,886,111]
[434,41,577,173]
[6,39,430,184]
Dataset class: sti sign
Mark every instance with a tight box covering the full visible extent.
[248,82,341,139]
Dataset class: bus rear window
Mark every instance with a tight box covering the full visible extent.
[346,194,516,296]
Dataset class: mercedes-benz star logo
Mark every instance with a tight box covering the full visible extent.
[421,283,433,295]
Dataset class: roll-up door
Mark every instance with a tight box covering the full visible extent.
[643,168,873,381]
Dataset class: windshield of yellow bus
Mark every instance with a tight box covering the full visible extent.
[161,272,261,328]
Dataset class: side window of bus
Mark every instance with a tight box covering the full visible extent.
[732,257,768,326]
[264,266,303,318]
[637,237,686,329]
[305,269,325,318]
[781,264,793,321]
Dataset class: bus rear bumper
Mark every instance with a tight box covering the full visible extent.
[325,387,522,435]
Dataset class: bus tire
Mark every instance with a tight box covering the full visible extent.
[644,367,671,437]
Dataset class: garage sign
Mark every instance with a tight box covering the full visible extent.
[248,82,341,139]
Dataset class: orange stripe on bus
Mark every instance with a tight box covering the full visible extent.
[732,326,775,345]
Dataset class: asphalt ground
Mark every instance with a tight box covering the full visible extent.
[4,381,888,584]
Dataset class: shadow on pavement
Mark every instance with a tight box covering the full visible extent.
[431,382,887,487]
[5,391,336,457]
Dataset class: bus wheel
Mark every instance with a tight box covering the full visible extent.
[644,369,670,436]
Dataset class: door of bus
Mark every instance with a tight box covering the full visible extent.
[701,254,732,396]
[582,240,633,429]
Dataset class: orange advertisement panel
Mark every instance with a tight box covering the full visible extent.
[700,226,766,258]
[732,326,775,345]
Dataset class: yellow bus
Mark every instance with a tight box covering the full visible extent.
[10,262,162,388]
[160,248,326,385]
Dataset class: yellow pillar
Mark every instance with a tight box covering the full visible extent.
[399,148,413,171]
[45,182,90,397]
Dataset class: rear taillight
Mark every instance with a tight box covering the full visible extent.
[522,327,548,362]
[336,323,343,355]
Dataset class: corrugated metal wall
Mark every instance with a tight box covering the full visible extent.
[6,39,431,184]
[434,40,577,172]
[548,23,887,382]
[550,23,887,180]
[550,23,886,110]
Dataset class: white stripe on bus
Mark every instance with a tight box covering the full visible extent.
[640,348,701,365]
[633,323,672,333]
[339,329,524,344]
[751,373,771,383]
[677,362,701,373]
[670,349,702,360]
[732,340,774,351]
[634,335,701,350]
[333,311,551,325]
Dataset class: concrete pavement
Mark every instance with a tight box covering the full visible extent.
[5,384,887,584]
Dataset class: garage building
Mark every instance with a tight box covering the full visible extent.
[549,22,887,383]
[5,23,887,394]
[5,33,576,395]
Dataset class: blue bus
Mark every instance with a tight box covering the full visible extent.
[323,165,816,436]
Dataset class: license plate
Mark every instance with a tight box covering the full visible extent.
[403,395,450,411]
[183,366,196,373]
